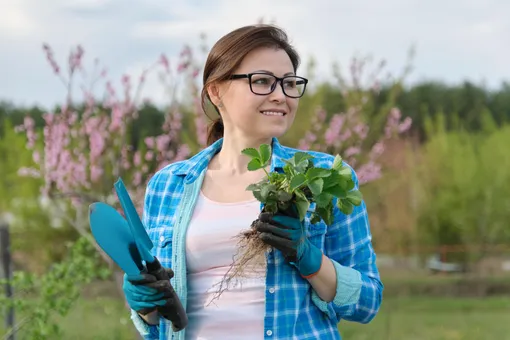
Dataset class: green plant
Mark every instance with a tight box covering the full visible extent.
[210,144,362,303]
[242,144,363,224]
[0,237,111,339]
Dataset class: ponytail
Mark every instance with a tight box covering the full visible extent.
[207,117,224,145]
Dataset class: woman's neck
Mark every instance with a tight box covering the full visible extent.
[210,135,272,175]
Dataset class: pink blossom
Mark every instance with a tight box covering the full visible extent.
[145,151,154,161]
[145,137,155,148]
[345,146,361,158]
[357,162,382,184]
[399,117,412,133]
[160,54,170,73]
[174,144,190,161]
[156,135,171,153]
[42,43,60,74]
[89,131,105,162]
[133,171,142,186]
[370,142,385,158]
[324,114,345,146]
[90,165,103,183]
[33,151,41,164]
[134,151,141,166]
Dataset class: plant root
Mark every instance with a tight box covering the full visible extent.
[208,221,269,305]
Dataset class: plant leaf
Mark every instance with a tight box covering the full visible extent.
[283,163,294,177]
[346,190,363,206]
[259,144,272,165]
[332,155,343,171]
[308,178,324,196]
[277,190,293,202]
[315,192,333,208]
[322,171,342,188]
[252,190,264,202]
[290,174,307,191]
[323,184,347,198]
[338,166,352,179]
[337,199,354,215]
[260,183,276,201]
[310,212,322,224]
[345,178,355,191]
[294,198,310,221]
[247,158,263,171]
[241,147,260,160]
[294,152,313,164]
[316,205,333,225]
[306,167,331,180]
[264,202,278,214]
[246,183,260,191]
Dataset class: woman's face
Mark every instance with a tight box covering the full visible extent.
[210,47,301,142]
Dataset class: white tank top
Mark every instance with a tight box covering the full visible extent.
[185,191,265,340]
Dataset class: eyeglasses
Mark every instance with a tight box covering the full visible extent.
[229,72,308,98]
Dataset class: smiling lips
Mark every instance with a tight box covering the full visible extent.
[261,109,287,116]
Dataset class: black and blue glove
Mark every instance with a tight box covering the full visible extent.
[254,210,323,278]
[123,266,175,316]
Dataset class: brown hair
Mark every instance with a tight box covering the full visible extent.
[201,24,301,145]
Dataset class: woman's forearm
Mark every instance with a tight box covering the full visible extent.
[306,254,337,302]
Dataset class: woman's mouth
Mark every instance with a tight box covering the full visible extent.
[260,110,286,117]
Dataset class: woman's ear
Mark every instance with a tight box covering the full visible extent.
[207,83,222,107]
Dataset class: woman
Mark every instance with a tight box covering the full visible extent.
[122,24,383,340]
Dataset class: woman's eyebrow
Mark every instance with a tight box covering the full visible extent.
[252,70,296,76]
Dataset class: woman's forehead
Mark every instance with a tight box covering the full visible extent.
[235,48,295,74]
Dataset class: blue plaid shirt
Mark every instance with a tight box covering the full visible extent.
[130,137,383,340]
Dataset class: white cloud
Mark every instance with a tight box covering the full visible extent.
[1,0,509,109]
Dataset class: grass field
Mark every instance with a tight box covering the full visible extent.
[3,294,510,339]
[340,296,510,340]
[61,296,510,339]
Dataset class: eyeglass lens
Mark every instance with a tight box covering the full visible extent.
[250,74,306,97]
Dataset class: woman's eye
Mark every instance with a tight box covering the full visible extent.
[284,80,296,88]
[252,77,272,85]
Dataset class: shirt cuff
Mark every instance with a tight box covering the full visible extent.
[311,259,362,319]
[130,309,160,339]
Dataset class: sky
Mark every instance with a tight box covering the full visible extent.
[1,0,509,110]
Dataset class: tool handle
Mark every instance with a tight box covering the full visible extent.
[146,257,188,332]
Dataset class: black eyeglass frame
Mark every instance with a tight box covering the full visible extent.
[229,72,309,98]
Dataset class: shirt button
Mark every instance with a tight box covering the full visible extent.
[266,330,272,336]
[268,287,275,294]
[159,236,165,242]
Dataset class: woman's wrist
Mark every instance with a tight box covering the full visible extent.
[138,309,160,325]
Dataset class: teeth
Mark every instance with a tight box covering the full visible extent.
[261,111,284,116]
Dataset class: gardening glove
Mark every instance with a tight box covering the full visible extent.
[253,210,323,278]
[122,266,176,316]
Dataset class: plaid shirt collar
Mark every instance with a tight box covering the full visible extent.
[170,137,291,183]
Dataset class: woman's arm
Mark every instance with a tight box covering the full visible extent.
[306,254,337,302]
[309,171,383,324]
[139,310,160,325]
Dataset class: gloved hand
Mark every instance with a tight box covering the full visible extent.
[122,266,176,316]
[253,209,323,278]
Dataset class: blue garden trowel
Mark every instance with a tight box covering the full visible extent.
[88,179,188,332]
[89,202,144,276]
[113,178,188,332]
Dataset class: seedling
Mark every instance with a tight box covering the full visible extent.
[209,143,363,304]
[242,143,363,223]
